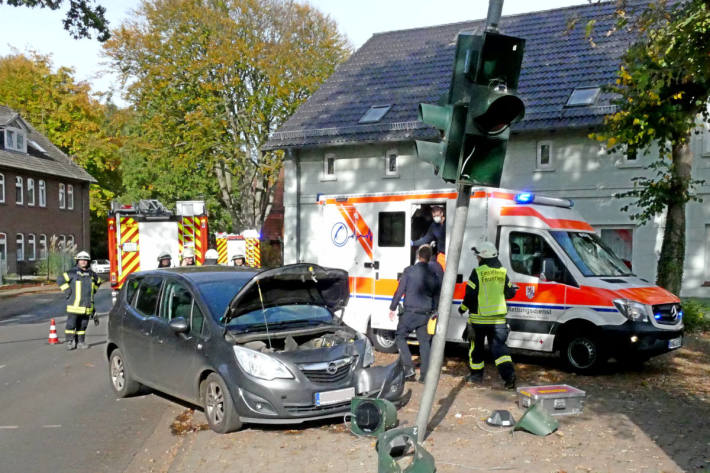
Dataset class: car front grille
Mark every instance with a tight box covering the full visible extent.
[284,400,351,415]
[652,303,683,326]
[298,356,355,384]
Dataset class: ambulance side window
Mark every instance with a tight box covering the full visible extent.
[378,212,405,247]
[509,232,574,285]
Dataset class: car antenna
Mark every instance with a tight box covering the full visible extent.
[256,280,272,349]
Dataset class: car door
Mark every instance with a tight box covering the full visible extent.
[499,227,577,352]
[149,279,206,400]
[121,275,163,382]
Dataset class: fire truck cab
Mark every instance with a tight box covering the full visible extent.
[317,187,684,373]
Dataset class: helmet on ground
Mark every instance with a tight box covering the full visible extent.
[183,247,195,258]
[75,250,91,261]
[205,249,219,260]
[472,241,498,259]
[231,253,245,260]
[157,251,171,261]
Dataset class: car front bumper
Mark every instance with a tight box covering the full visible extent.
[602,321,683,358]
[232,358,406,425]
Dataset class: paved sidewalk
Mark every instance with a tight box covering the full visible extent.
[0,282,60,299]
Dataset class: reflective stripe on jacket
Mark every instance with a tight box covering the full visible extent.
[57,267,101,315]
[460,259,516,325]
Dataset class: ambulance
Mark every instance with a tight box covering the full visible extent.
[317,187,684,373]
[107,200,209,292]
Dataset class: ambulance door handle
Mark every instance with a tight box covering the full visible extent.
[364,261,380,270]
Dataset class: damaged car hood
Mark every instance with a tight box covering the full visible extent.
[223,264,349,324]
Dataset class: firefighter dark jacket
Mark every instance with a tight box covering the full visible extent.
[57,266,102,315]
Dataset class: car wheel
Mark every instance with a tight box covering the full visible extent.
[202,373,242,434]
[562,333,605,374]
[109,349,141,397]
[367,324,398,353]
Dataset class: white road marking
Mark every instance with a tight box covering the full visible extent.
[0,425,19,429]
[42,425,62,428]
[0,365,6,369]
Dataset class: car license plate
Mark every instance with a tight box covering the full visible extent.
[668,336,682,350]
[315,387,355,406]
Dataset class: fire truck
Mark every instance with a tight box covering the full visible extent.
[214,230,261,267]
[107,200,208,291]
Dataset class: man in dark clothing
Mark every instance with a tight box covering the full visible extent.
[57,251,102,350]
[412,206,445,254]
[389,245,441,383]
[458,241,518,389]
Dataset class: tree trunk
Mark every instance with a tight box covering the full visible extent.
[655,141,692,296]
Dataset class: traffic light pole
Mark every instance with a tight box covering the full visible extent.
[415,182,471,442]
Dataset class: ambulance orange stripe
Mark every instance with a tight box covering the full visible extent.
[322,190,516,205]
[349,276,466,300]
[500,206,594,231]
[336,204,373,259]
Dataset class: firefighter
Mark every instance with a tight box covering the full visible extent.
[231,254,246,267]
[181,247,196,266]
[388,245,441,383]
[157,251,172,268]
[57,251,102,350]
[458,241,518,389]
[204,248,219,265]
[412,206,446,269]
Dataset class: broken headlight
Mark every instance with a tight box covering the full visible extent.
[233,345,294,380]
[613,299,649,322]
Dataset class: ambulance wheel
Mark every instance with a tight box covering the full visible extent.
[562,332,605,374]
[367,324,398,353]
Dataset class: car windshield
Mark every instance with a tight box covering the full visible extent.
[550,231,633,277]
[226,304,333,332]
[198,280,249,319]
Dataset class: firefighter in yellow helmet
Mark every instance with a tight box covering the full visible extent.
[458,241,518,388]
[57,250,102,350]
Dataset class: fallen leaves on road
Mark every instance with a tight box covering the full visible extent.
[169,409,209,435]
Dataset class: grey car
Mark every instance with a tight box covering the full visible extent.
[106,263,405,433]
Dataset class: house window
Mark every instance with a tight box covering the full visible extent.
[359,105,392,124]
[67,184,74,210]
[67,235,75,250]
[58,234,66,250]
[0,233,6,264]
[536,141,553,170]
[27,234,36,261]
[323,154,336,180]
[599,227,634,271]
[15,176,23,205]
[27,178,35,206]
[39,234,47,260]
[59,183,65,209]
[384,150,398,177]
[16,233,24,262]
[378,211,406,247]
[38,180,46,207]
[566,87,600,107]
[0,173,4,203]
[4,128,27,152]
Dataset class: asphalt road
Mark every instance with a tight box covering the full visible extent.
[0,285,178,473]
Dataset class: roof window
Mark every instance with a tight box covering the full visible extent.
[566,87,600,107]
[4,127,27,153]
[29,139,47,154]
[359,105,392,124]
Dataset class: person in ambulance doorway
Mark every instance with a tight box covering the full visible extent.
[389,245,441,383]
[57,251,102,350]
[181,247,196,266]
[412,206,446,270]
[157,251,172,268]
[204,248,219,265]
[458,241,519,389]
[231,254,246,267]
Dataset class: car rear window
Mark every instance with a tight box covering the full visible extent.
[198,280,248,321]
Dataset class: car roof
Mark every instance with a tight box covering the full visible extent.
[132,265,260,285]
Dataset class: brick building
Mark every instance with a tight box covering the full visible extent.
[0,105,95,275]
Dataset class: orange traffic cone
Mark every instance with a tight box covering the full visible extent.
[48,318,59,345]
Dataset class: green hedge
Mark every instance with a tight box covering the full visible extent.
[681,298,710,333]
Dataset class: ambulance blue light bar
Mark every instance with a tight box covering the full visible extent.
[514,192,574,208]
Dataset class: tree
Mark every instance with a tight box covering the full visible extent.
[591,0,710,295]
[103,0,350,232]
[0,0,110,41]
[0,52,124,256]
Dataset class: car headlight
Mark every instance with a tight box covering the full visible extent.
[613,299,649,322]
[233,345,294,380]
[363,337,375,367]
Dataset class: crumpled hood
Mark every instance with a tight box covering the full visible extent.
[223,264,349,324]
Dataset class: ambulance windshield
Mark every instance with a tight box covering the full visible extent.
[551,231,633,277]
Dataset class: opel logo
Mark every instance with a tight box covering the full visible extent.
[326,362,338,375]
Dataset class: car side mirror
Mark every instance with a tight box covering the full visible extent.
[169,317,189,334]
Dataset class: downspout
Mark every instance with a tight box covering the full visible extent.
[287,148,302,263]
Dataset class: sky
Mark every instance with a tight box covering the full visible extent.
[0,0,588,104]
